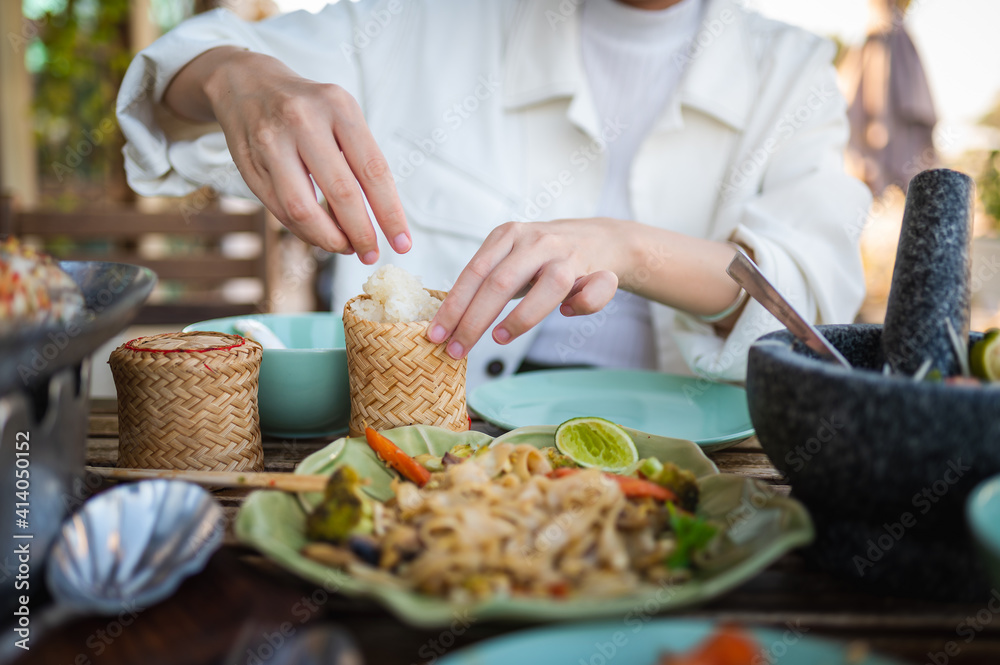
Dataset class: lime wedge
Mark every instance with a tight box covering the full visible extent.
[971,329,1000,381]
[554,417,638,472]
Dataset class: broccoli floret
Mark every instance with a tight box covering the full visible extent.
[638,458,699,513]
[446,441,487,460]
[413,453,445,473]
[305,466,374,543]
[665,503,717,570]
[541,446,578,469]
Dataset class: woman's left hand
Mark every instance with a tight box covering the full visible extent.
[426,219,628,359]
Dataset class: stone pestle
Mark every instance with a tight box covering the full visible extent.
[882,168,974,376]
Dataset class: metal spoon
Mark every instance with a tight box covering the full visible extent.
[727,251,851,368]
[0,480,225,664]
[233,318,287,349]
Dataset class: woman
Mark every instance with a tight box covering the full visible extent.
[116,0,869,388]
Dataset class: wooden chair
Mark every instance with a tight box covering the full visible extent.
[0,196,11,237]
[3,206,278,325]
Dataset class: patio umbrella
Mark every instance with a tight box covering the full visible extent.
[842,0,937,195]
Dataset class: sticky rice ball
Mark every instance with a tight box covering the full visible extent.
[348,265,442,323]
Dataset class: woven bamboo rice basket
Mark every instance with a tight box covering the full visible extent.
[343,290,469,437]
[109,331,264,472]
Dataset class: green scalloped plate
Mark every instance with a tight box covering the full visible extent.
[234,425,813,628]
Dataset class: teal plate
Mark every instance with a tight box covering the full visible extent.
[469,369,754,452]
[438,618,908,665]
[235,425,813,628]
[967,474,1000,589]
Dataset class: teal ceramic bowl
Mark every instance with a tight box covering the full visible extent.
[183,313,348,438]
[967,474,1000,589]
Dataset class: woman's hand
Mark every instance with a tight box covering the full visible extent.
[426,219,628,359]
[426,219,748,359]
[164,47,410,262]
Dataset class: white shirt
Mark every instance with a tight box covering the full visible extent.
[115,0,871,389]
[526,0,703,369]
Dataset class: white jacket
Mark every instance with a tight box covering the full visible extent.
[116,0,870,389]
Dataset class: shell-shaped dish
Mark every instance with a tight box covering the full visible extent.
[47,479,224,614]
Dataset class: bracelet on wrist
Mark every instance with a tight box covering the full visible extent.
[696,242,750,324]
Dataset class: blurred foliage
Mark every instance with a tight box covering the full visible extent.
[150,0,195,32]
[828,34,849,68]
[980,96,1000,132]
[980,151,1000,231]
[22,0,67,21]
[978,95,1000,231]
[26,0,131,202]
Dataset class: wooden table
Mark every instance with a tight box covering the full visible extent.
[15,399,1000,665]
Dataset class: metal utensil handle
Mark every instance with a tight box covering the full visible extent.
[727,253,851,368]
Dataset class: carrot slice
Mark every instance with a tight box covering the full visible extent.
[547,581,571,598]
[364,427,431,487]
[660,625,762,664]
[547,468,678,502]
[547,468,578,479]
[608,474,677,502]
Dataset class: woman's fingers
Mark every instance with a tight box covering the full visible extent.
[559,270,618,316]
[438,254,544,358]
[427,227,517,346]
[216,74,409,259]
[493,262,580,343]
[436,261,614,358]
[264,144,352,253]
[331,94,411,255]
[299,138,380,262]
[326,201,355,255]
[428,222,621,358]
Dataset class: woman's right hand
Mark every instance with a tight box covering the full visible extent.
[164,47,410,262]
